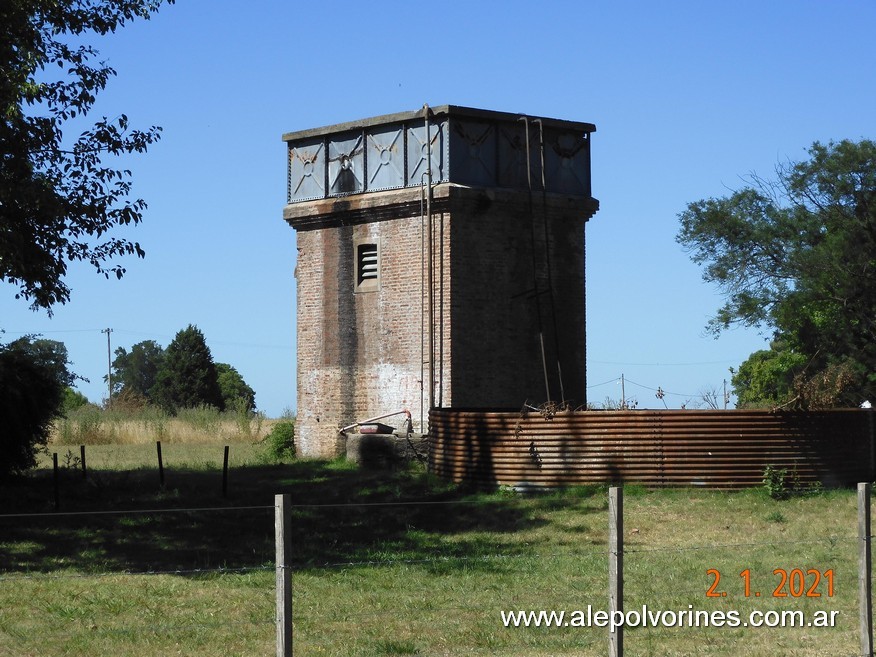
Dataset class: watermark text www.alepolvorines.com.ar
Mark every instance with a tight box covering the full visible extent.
[500,605,841,631]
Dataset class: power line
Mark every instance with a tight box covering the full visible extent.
[588,375,727,401]
[2,328,292,351]
[587,377,621,389]
[0,505,274,520]
[0,328,104,334]
[623,377,699,399]
[590,359,738,367]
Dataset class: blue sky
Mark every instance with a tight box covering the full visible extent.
[2,0,874,416]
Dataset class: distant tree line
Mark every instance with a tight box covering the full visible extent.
[0,325,255,478]
[111,324,256,414]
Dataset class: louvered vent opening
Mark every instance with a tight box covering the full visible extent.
[357,243,378,288]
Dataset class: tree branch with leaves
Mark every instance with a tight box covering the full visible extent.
[0,0,174,312]
[678,139,876,408]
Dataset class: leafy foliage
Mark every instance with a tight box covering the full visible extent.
[762,465,790,500]
[762,464,823,501]
[61,386,90,413]
[111,339,164,400]
[0,0,173,312]
[261,420,295,462]
[678,140,876,407]
[151,325,224,414]
[731,342,808,409]
[0,337,75,475]
[216,362,256,413]
[109,332,258,418]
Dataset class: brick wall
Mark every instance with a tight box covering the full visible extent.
[294,202,450,457]
[449,189,587,408]
[290,185,593,457]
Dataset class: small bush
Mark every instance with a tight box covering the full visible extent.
[763,465,790,500]
[762,465,824,500]
[262,421,295,462]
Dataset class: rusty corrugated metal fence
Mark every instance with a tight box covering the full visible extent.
[428,408,876,489]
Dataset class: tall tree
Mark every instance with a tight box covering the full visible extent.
[111,339,165,400]
[0,337,75,475]
[215,362,257,413]
[0,0,174,312]
[677,139,876,407]
[152,325,224,413]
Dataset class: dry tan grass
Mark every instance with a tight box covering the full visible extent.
[53,417,272,445]
[50,405,279,446]
[39,442,266,470]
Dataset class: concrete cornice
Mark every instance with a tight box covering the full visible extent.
[283,184,599,231]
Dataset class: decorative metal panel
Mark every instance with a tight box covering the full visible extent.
[365,124,404,192]
[284,107,594,203]
[288,138,326,202]
[543,129,590,196]
[497,122,541,190]
[406,119,446,186]
[328,131,364,196]
[448,120,496,187]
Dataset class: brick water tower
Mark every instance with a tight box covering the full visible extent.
[283,105,598,458]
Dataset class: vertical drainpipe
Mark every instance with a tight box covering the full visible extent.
[534,118,566,404]
[520,115,552,403]
[420,179,425,432]
[424,104,435,416]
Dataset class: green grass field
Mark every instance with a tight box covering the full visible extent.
[0,443,867,656]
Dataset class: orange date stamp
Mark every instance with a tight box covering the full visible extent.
[707,568,835,598]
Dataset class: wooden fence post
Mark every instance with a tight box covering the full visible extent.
[80,445,87,479]
[609,486,623,657]
[156,441,165,488]
[276,493,292,657]
[860,482,873,657]
[52,452,60,510]
[222,446,230,498]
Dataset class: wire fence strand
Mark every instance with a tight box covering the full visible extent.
[1,489,869,657]
[0,504,274,520]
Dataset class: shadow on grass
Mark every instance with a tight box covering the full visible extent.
[0,459,603,576]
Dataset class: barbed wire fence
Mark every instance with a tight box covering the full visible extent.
[1,487,874,657]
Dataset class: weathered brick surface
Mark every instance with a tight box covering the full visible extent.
[294,205,446,457]
[290,185,594,457]
[449,189,587,408]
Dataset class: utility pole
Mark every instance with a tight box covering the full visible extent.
[723,379,729,410]
[620,373,626,410]
[101,328,113,408]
